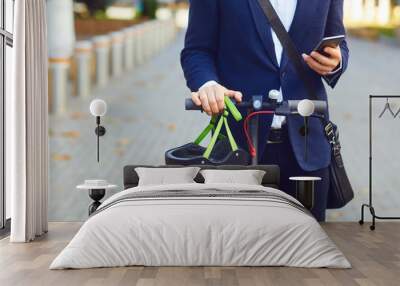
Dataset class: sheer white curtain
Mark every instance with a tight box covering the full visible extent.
[8,0,49,242]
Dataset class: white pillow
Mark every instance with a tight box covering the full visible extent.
[135,167,200,186]
[200,169,266,185]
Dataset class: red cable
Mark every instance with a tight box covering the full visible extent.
[244,111,274,158]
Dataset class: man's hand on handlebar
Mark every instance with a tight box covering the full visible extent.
[191,83,242,116]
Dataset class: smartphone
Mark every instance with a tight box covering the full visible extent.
[313,35,345,57]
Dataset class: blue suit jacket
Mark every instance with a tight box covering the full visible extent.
[181,0,349,171]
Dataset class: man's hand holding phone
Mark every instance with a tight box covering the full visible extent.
[192,83,242,116]
[302,46,342,76]
[302,35,345,76]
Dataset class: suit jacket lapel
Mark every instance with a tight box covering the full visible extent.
[248,0,279,69]
[281,0,320,71]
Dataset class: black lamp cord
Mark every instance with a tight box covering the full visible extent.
[96,116,100,163]
[304,117,308,162]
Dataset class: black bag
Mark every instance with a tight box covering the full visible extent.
[257,0,354,208]
[324,122,354,208]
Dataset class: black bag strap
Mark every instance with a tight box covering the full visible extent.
[257,0,318,101]
[324,122,341,155]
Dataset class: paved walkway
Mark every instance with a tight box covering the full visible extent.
[49,32,400,222]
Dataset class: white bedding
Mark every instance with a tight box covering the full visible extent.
[50,183,351,269]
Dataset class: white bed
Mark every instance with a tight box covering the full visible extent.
[50,182,350,269]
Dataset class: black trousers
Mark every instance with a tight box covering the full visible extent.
[259,125,329,221]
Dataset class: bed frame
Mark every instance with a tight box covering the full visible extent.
[123,165,280,190]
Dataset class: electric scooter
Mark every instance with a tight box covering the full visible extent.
[180,90,327,163]
[165,90,328,211]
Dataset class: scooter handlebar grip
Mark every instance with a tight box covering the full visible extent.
[185,98,202,110]
[185,97,243,122]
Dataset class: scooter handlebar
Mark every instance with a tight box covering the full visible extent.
[185,98,201,110]
[185,98,327,115]
[185,98,251,111]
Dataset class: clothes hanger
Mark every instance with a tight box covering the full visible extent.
[393,106,400,118]
[378,98,395,118]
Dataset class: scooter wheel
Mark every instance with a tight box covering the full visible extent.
[358,220,364,225]
[370,225,375,231]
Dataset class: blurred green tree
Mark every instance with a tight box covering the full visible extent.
[77,0,118,15]
[142,0,158,19]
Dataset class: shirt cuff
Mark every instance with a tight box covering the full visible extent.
[326,59,342,75]
[199,80,218,90]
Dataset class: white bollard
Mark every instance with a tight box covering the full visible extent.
[74,41,93,98]
[148,22,155,56]
[165,20,172,44]
[145,21,154,56]
[144,23,152,60]
[161,20,168,48]
[140,24,148,61]
[157,21,163,50]
[110,31,125,77]
[47,0,75,114]
[135,25,145,65]
[170,19,176,41]
[132,27,139,66]
[123,27,135,71]
[49,58,70,114]
[147,22,154,56]
[92,35,111,86]
[155,20,162,52]
[153,21,159,54]
[175,8,189,29]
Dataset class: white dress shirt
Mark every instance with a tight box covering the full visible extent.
[270,0,297,68]
[268,0,297,128]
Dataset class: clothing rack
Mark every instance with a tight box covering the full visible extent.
[359,95,400,230]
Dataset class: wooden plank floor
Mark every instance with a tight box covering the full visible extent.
[1,222,399,286]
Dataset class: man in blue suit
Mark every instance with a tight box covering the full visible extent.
[181,0,349,221]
